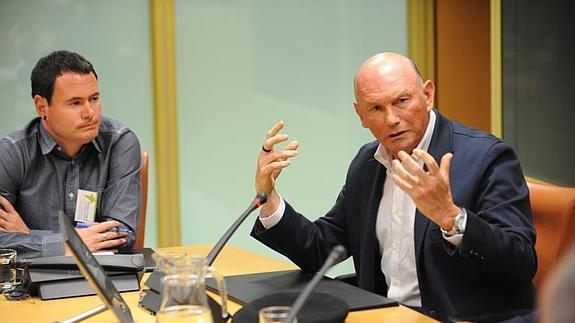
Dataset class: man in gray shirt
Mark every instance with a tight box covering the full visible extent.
[0,50,142,258]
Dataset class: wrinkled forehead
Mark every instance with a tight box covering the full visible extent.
[355,64,420,99]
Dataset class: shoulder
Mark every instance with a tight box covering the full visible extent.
[98,116,132,135]
[449,119,514,156]
[446,119,521,178]
[346,140,379,173]
[97,117,140,144]
[0,118,41,155]
[355,141,379,160]
[451,120,500,144]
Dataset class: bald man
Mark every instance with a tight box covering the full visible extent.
[252,53,536,321]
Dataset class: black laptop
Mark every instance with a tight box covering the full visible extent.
[57,212,134,323]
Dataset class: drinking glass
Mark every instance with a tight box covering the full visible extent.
[259,306,296,323]
[0,249,17,292]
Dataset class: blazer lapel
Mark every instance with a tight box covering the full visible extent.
[359,156,386,292]
[414,110,454,259]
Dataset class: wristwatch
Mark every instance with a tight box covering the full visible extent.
[441,207,467,236]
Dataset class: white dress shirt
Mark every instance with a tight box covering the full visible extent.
[373,110,436,307]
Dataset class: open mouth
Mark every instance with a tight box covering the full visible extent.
[389,131,406,139]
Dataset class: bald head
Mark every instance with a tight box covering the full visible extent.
[354,52,424,100]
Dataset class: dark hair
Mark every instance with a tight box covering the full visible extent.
[30,50,98,104]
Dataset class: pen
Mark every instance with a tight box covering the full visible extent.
[75,221,133,234]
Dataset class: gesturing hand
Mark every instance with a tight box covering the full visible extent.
[0,195,31,234]
[391,149,460,230]
[255,120,299,213]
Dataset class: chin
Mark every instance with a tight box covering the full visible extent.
[82,131,99,142]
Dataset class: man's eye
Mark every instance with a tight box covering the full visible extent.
[370,105,383,111]
[90,96,99,102]
[71,101,81,106]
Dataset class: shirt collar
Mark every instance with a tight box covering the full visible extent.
[38,119,102,156]
[374,110,437,169]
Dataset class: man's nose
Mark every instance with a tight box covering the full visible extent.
[81,101,94,120]
[385,109,401,126]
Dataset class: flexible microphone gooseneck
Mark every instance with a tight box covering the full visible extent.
[285,245,347,323]
[206,193,267,266]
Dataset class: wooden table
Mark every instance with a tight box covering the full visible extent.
[0,245,436,322]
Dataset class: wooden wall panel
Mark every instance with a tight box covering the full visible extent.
[435,0,491,132]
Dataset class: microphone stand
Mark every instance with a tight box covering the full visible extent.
[206,193,267,265]
[285,245,347,323]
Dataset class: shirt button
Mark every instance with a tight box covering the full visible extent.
[68,192,74,199]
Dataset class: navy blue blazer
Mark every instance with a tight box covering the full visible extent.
[252,110,537,321]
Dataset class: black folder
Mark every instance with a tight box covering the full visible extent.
[205,270,397,311]
[27,254,144,272]
[26,254,144,300]
[37,273,140,300]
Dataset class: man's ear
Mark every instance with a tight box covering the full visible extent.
[353,102,367,128]
[422,80,435,111]
[34,95,48,118]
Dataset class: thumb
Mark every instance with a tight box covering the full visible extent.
[439,152,453,179]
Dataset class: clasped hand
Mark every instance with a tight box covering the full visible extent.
[391,149,460,230]
[0,195,31,234]
[74,221,128,254]
[1,194,126,254]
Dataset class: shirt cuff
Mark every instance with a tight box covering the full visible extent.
[442,209,468,247]
[39,232,65,257]
[258,198,286,229]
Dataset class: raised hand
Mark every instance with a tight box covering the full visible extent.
[255,121,299,213]
[391,148,460,230]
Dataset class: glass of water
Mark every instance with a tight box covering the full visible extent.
[259,306,296,323]
[0,249,17,292]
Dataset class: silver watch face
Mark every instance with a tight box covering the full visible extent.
[454,209,466,233]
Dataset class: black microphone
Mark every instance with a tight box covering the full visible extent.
[206,192,267,265]
[285,245,347,323]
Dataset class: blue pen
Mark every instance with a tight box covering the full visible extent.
[75,221,133,234]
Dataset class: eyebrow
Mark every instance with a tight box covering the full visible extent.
[64,92,100,103]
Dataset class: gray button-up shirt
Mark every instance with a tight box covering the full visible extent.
[0,117,141,258]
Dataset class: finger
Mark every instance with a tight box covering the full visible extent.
[270,150,299,161]
[0,195,16,214]
[266,120,285,139]
[100,238,127,249]
[259,149,298,168]
[284,140,299,151]
[397,151,425,176]
[263,134,289,152]
[439,152,453,178]
[86,220,121,232]
[105,231,127,240]
[412,149,440,174]
[391,173,414,191]
[391,159,420,186]
[261,160,292,174]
